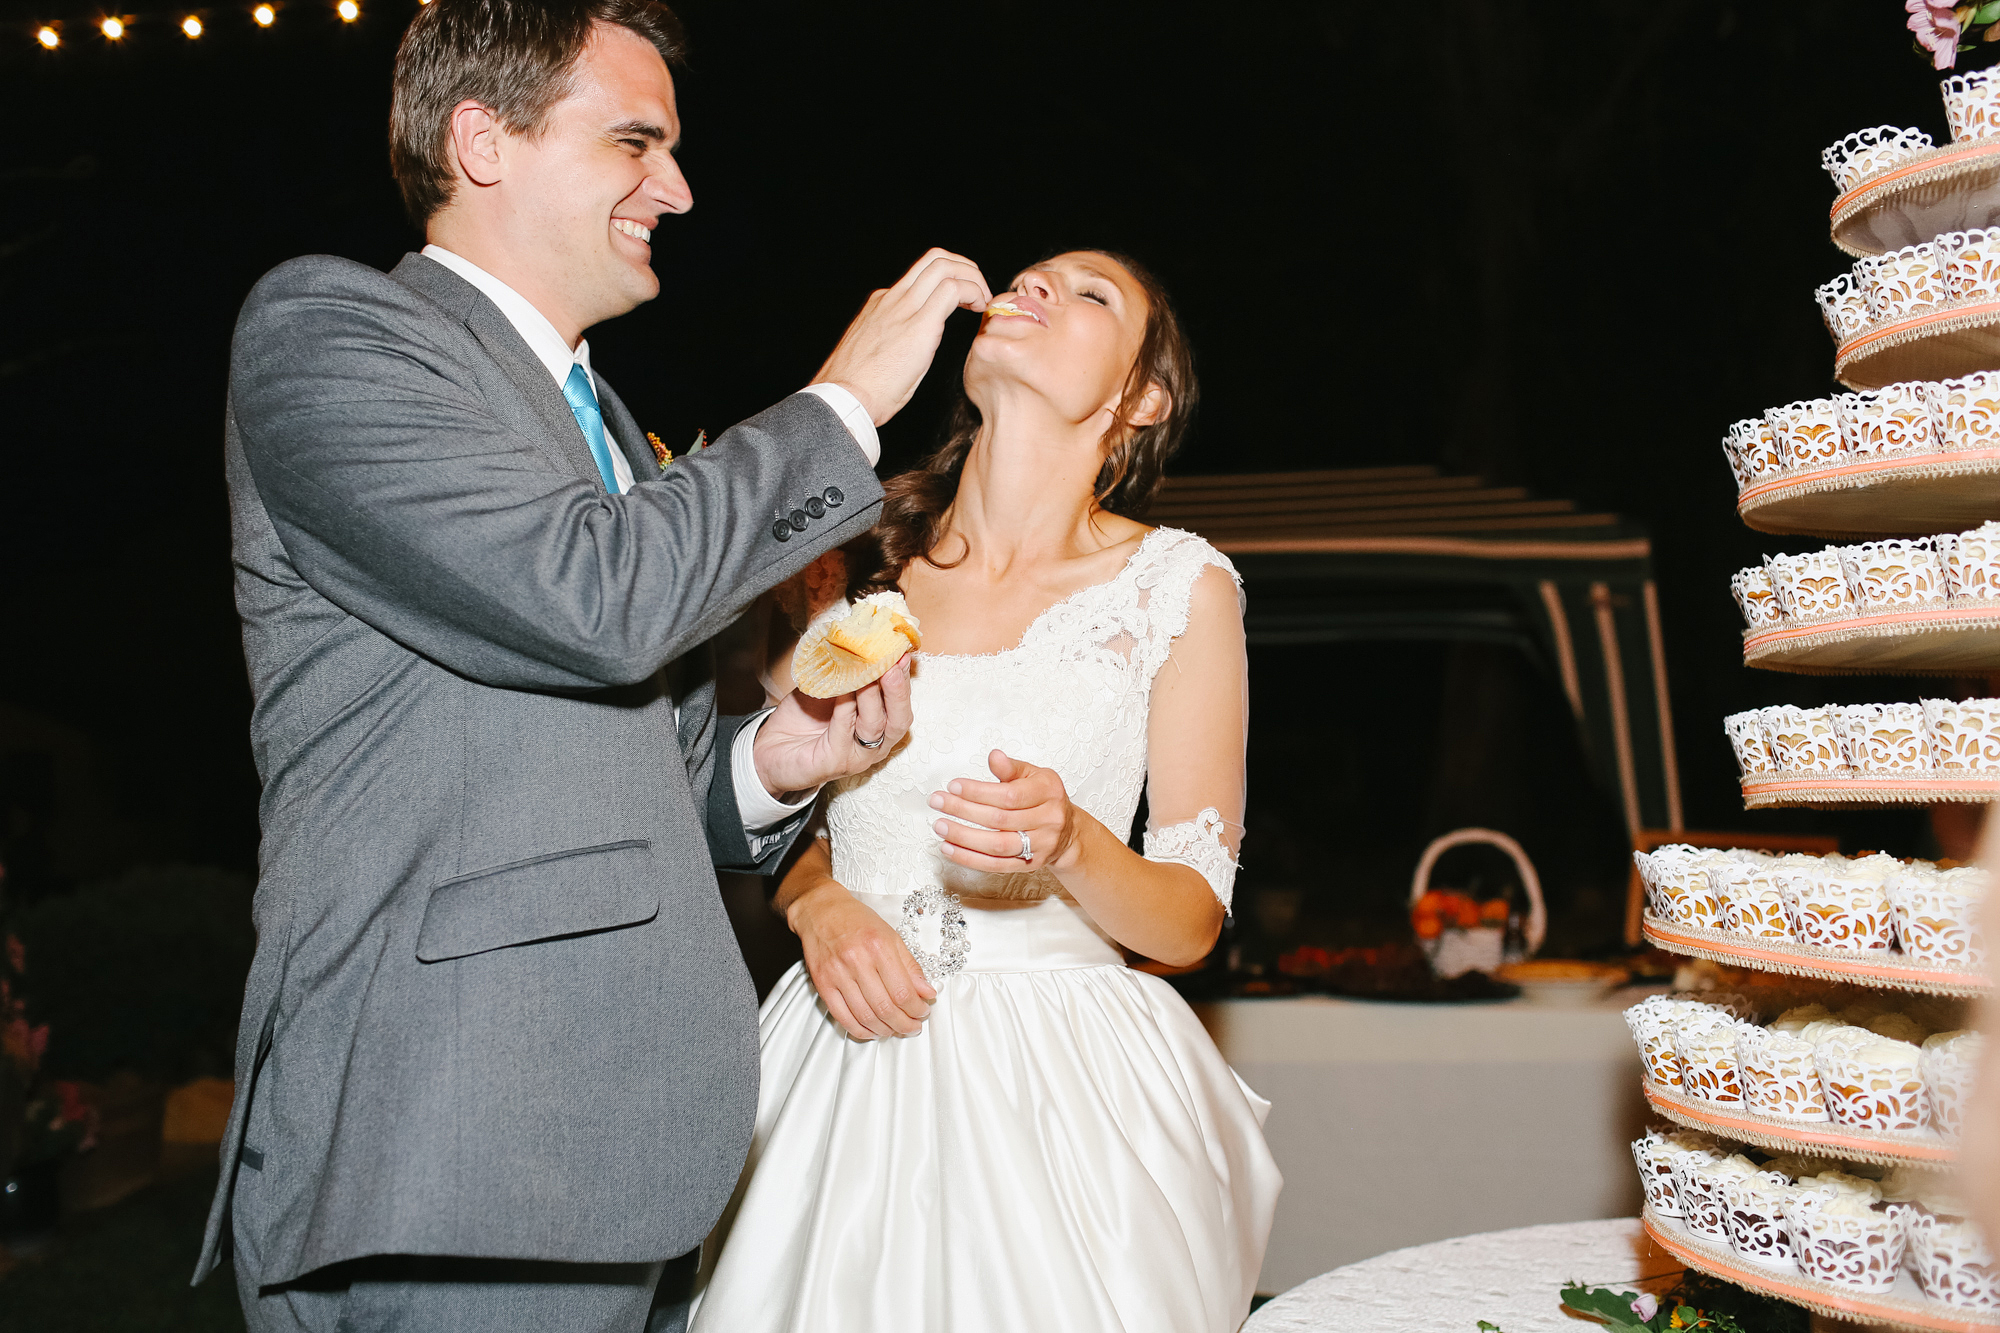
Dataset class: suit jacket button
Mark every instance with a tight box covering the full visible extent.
[823,486,844,507]
[789,509,809,531]
[804,496,826,519]
[771,520,793,542]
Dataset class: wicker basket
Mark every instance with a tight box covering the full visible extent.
[1409,828,1549,979]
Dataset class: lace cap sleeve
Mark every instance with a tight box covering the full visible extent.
[1134,531,1244,683]
[1143,808,1239,910]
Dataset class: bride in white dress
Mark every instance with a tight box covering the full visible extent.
[692,250,1281,1332]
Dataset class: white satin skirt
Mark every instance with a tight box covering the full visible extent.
[689,892,1282,1333]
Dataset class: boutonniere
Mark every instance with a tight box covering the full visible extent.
[647,429,707,472]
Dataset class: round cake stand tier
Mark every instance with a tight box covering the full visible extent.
[1742,606,2000,675]
[1642,1207,2000,1332]
[1641,1079,1957,1167]
[1640,914,1991,997]
[1738,451,2000,538]
[1740,773,2000,810]
[1834,300,2000,390]
[1831,137,2000,258]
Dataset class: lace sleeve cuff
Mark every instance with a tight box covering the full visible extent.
[1142,807,1239,910]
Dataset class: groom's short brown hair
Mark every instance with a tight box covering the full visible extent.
[389,0,687,227]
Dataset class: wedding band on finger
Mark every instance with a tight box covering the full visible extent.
[1017,830,1033,861]
[857,733,884,750]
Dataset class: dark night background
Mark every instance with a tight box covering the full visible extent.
[0,0,1985,951]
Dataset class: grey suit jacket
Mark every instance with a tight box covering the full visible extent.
[196,253,881,1286]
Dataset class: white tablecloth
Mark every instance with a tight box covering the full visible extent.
[1194,991,1653,1294]
[1244,1217,1671,1332]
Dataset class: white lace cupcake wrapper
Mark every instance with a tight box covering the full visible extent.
[1143,807,1239,910]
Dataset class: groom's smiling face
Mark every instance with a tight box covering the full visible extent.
[456,22,692,339]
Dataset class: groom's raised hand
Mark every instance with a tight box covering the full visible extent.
[752,656,914,801]
[815,248,991,426]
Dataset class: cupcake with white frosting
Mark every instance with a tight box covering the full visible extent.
[1646,845,1727,929]
[1722,1168,1798,1265]
[1631,1127,1725,1218]
[1738,1025,1832,1122]
[1676,1010,1750,1104]
[1770,1003,1836,1034]
[1678,1152,1762,1242]
[1889,864,1989,969]
[1857,1010,1930,1044]
[1782,860,1897,952]
[1922,1030,1984,1139]
[1787,1178,1906,1291]
[1625,995,1707,1087]
[1817,1033,1931,1132]
[1902,1182,2000,1309]
[1720,855,1792,938]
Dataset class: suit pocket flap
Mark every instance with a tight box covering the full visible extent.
[416,839,659,962]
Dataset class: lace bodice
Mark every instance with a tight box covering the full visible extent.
[825,527,1242,906]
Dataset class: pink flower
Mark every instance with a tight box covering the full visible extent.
[1909,0,1961,69]
[1631,1292,1660,1322]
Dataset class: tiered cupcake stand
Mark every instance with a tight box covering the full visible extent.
[1638,936,1992,1329]
[1639,88,2000,1333]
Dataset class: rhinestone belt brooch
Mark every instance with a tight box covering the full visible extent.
[898,885,969,984]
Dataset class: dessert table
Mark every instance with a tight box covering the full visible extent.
[1194,990,1655,1294]
[1244,1217,1671,1332]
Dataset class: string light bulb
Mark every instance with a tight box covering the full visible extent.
[100,15,124,37]
[335,0,357,19]
[181,14,201,35]
[36,24,60,46]
[252,3,274,23]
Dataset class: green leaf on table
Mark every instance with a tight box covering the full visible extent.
[1558,1284,1654,1332]
[1477,1323,1506,1331]
[1560,1285,1641,1321]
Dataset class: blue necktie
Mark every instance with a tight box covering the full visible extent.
[561,363,622,494]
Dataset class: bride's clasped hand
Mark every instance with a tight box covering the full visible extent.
[928,748,1086,875]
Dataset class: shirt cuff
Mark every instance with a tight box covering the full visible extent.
[801,383,880,466]
[733,708,819,833]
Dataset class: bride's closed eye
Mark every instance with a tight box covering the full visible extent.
[1078,288,1109,305]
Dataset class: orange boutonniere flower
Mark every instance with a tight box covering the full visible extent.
[647,429,707,472]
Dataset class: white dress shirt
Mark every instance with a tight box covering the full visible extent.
[421,244,867,846]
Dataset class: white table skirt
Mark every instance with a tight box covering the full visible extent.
[1244,1217,1670,1332]
[1194,991,1655,1294]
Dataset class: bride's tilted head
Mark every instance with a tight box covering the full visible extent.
[854,249,1197,594]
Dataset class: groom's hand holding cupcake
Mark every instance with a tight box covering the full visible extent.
[752,655,914,804]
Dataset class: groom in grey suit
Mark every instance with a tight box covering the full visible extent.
[196,1,989,1328]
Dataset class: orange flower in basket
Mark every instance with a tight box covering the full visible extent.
[1452,898,1483,930]
[1479,898,1509,924]
[1413,913,1443,940]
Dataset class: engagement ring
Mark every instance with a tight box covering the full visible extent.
[1017,830,1033,861]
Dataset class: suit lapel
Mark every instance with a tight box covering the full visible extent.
[595,377,661,486]
[462,304,600,486]
[388,253,598,486]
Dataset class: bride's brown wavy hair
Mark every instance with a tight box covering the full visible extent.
[849,249,1198,598]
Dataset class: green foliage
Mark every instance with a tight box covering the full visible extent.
[1557,1283,1750,1333]
[13,865,254,1083]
